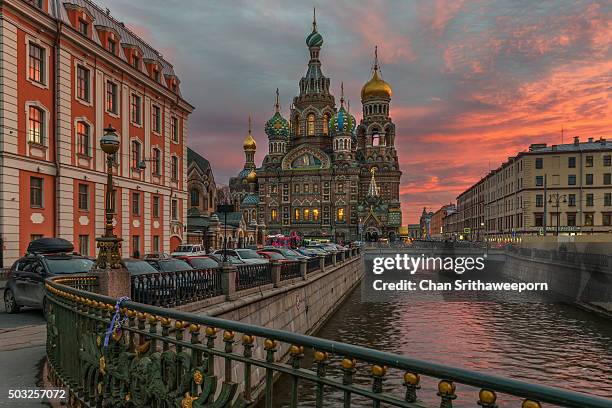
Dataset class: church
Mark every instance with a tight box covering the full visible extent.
[230,13,402,243]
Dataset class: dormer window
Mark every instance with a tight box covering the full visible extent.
[78,19,89,36]
[153,69,160,82]
[108,38,116,54]
[132,55,140,70]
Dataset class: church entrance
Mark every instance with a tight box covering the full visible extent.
[365,227,380,242]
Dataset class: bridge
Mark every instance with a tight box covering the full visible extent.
[44,247,611,408]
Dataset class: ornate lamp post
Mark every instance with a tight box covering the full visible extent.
[95,125,123,269]
[548,193,567,237]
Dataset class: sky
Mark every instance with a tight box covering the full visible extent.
[101,0,611,223]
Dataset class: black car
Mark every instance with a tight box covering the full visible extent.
[4,238,94,313]
[123,258,159,275]
[145,257,193,272]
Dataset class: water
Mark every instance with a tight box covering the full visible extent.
[272,282,612,407]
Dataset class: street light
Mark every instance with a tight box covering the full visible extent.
[548,193,567,237]
[95,125,123,269]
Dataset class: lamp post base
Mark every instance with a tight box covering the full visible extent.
[94,236,123,270]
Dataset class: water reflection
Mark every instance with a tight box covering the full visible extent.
[271,283,612,407]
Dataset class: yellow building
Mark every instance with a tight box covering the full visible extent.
[457,137,612,241]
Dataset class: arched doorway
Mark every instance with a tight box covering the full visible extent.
[170,236,182,252]
[365,227,380,242]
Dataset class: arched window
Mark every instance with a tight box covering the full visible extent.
[337,207,345,222]
[190,189,200,207]
[28,106,44,144]
[323,113,330,135]
[295,114,301,136]
[77,121,90,156]
[371,129,382,146]
[307,113,316,136]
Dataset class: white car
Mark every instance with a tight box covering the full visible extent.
[171,244,207,257]
[212,249,268,265]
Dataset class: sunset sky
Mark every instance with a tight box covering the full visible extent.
[103,0,611,223]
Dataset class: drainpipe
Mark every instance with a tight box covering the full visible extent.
[53,1,62,238]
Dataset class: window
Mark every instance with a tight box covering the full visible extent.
[586,194,594,207]
[152,148,161,176]
[313,208,319,221]
[171,156,178,180]
[130,94,141,124]
[77,122,90,156]
[132,235,140,258]
[171,117,179,142]
[567,213,576,227]
[31,234,43,241]
[535,176,543,187]
[568,194,576,207]
[295,115,301,136]
[106,81,118,114]
[535,158,543,169]
[586,174,593,185]
[605,174,611,185]
[586,155,593,167]
[584,213,594,226]
[77,65,90,102]
[153,69,160,82]
[271,209,278,221]
[535,194,543,207]
[28,43,45,84]
[605,155,611,167]
[108,38,116,54]
[323,113,330,135]
[190,189,200,207]
[304,184,310,193]
[132,54,140,70]
[78,19,89,36]
[605,193,612,206]
[294,184,300,193]
[337,207,345,222]
[132,192,140,216]
[294,208,300,221]
[534,213,543,227]
[152,235,160,253]
[78,184,89,211]
[313,184,319,193]
[604,213,612,227]
[152,196,160,218]
[30,177,43,207]
[131,141,141,169]
[171,199,178,220]
[28,106,44,144]
[304,208,310,220]
[568,157,576,168]
[152,106,161,133]
[307,113,315,136]
[78,235,89,256]
[568,175,576,185]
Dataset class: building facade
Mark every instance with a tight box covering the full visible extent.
[0,0,193,266]
[430,203,456,240]
[456,137,612,241]
[229,16,402,243]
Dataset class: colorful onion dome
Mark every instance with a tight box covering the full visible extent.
[329,83,356,134]
[361,46,392,100]
[243,116,257,151]
[246,169,257,183]
[265,89,290,138]
[306,8,323,47]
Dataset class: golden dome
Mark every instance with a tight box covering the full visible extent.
[246,169,257,182]
[361,68,392,100]
[243,133,256,151]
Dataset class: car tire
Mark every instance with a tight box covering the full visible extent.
[4,289,20,314]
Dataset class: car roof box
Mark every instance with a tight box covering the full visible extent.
[27,238,74,254]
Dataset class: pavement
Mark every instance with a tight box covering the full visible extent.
[0,302,48,407]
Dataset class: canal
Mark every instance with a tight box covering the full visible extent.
[272,278,612,406]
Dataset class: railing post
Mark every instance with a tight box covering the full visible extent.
[221,262,237,301]
[332,251,338,266]
[271,261,282,287]
[319,255,325,272]
[94,266,131,298]
[340,249,346,263]
[299,259,307,280]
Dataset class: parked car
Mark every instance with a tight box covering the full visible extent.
[143,252,172,261]
[262,246,309,260]
[123,258,159,275]
[294,248,320,257]
[170,244,207,257]
[212,249,268,265]
[145,257,193,272]
[257,251,291,262]
[4,238,94,314]
[303,246,329,255]
[206,253,246,265]
[175,255,220,269]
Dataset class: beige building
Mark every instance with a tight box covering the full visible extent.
[457,137,612,241]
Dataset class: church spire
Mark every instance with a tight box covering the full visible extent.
[275,88,280,112]
[312,7,317,31]
[340,82,345,107]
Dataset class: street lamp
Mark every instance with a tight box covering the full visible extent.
[548,193,567,237]
[95,125,123,269]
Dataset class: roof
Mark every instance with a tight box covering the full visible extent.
[187,148,211,172]
[53,0,181,88]
[212,212,243,227]
[241,194,260,206]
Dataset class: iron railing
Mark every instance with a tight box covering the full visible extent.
[324,253,333,267]
[280,261,301,281]
[131,268,222,307]
[235,263,272,290]
[45,275,612,408]
[307,257,320,274]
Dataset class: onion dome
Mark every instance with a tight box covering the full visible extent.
[246,169,257,183]
[361,46,392,100]
[329,83,356,133]
[306,8,323,47]
[265,89,290,138]
[243,116,257,151]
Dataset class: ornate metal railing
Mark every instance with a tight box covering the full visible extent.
[131,268,222,307]
[307,257,320,274]
[324,253,333,267]
[45,276,611,408]
[280,261,301,281]
[235,263,272,291]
